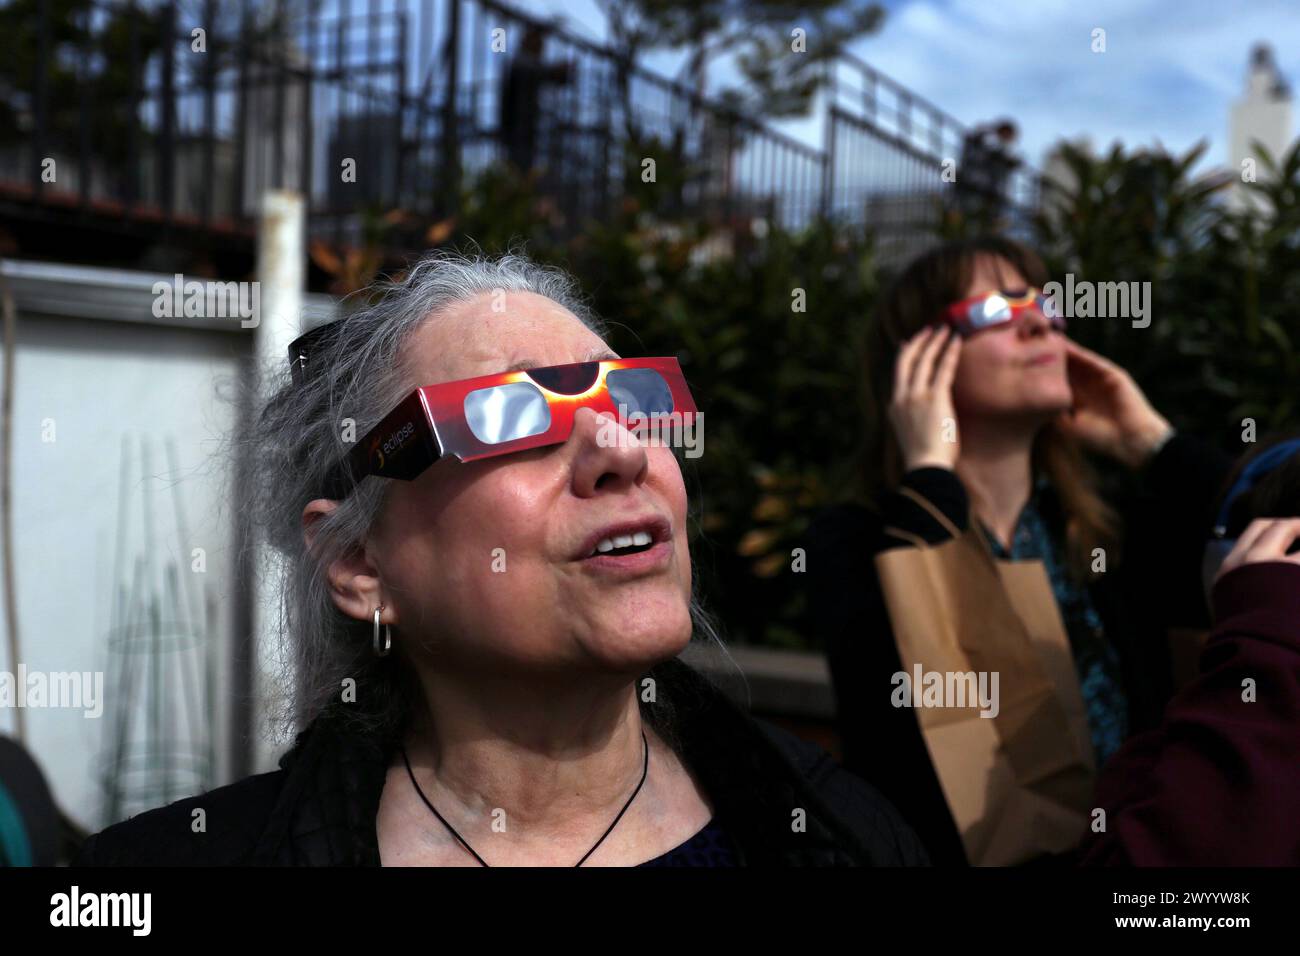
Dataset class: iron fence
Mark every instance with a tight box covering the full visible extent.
[0,0,1042,261]
[823,51,1043,260]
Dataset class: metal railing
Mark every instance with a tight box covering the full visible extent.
[822,52,1042,259]
[0,0,1042,260]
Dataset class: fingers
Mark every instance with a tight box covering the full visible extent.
[892,328,927,404]
[1218,518,1300,584]
[1063,337,1120,377]
[911,326,955,396]
[1234,517,1276,554]
[1245,518,1300,561]
[933,329,962,391]
[893,326,943,403]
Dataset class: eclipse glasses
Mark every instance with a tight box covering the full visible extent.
[942,287,1067,337]
[288,323,699,499]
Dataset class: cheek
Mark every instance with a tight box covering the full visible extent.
[652,449,689,517]
[380,476,550,626]
[1039,360,1071,392]
[443,481,549,587]
[653,451,693,592]
[951,340,1012,407]
[375,495,455,619]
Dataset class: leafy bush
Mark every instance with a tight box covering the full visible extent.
[1033,140,1300,442]
[315,142,1300,650]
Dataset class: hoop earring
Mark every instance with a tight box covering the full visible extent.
[373,605,392,657]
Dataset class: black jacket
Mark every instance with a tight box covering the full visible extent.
[805,432,1234,866]
[74,656,928,866]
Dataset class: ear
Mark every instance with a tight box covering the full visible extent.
[302,499,395,627]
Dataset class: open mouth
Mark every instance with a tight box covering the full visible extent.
[600,542,654,557]
[579,535,671,575]
[588,531,656,558]
[574,516,672,569]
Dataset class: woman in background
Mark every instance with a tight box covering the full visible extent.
[806,236,1233,864]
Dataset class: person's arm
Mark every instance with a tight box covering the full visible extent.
[1055,338,1233,628]
[1123,430,1235,628]
[872,469,968,544]
[877,324,970,543]
[1077,522,1300,865]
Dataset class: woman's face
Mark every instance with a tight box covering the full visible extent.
[337,291,694,680]
[949,254,1073,422]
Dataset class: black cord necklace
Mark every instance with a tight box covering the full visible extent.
[399,730,650,867]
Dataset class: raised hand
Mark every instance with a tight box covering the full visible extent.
[1054,338,1173,468]
[1215,518,1300,586]
[889,325,963,472]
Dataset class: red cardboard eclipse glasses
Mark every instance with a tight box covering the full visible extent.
[942,287,1066,337]
[288,326,699,499]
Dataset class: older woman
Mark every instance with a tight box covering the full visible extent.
[75,251,925,867]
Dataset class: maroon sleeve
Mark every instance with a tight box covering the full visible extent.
[1077,561,1300,866]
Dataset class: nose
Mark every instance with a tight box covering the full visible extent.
[1017,306,1053,338]
[567,405,650,496]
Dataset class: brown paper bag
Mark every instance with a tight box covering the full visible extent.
[874,488,1096,866]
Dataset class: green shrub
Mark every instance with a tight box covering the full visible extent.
[338,142,1299,650]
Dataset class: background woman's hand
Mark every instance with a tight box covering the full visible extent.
[1054,338,1173,468]
[1215,518,1300,587]
[889,325,962,472]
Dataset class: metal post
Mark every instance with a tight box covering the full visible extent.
[441,0,462,216]
[32,0,49,199]
[202,0,217,222]
[160,0,177,214]
[394,11,407,208]
[79,3,93,210]
[273,0,287,190]
[335,0,348,241]
[246,190,305,772]
[821,65,837,221]
[233,0,249,221]
[302,11,315,210]
[127,7,141,207]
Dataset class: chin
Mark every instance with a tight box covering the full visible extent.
[1034,395,1074,416]
[1021,381,1073,415]
[591,599,693,671]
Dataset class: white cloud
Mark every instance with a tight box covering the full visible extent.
[513,0,1299,178]
[851,0,1300,172]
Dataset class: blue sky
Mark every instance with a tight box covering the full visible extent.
[523,0,1299,175]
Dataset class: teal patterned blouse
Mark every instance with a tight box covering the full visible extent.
[980,481,1128,767]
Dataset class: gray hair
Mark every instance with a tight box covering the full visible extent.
[244,249,728,752]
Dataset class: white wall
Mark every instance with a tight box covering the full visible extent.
[0,260,336,832]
